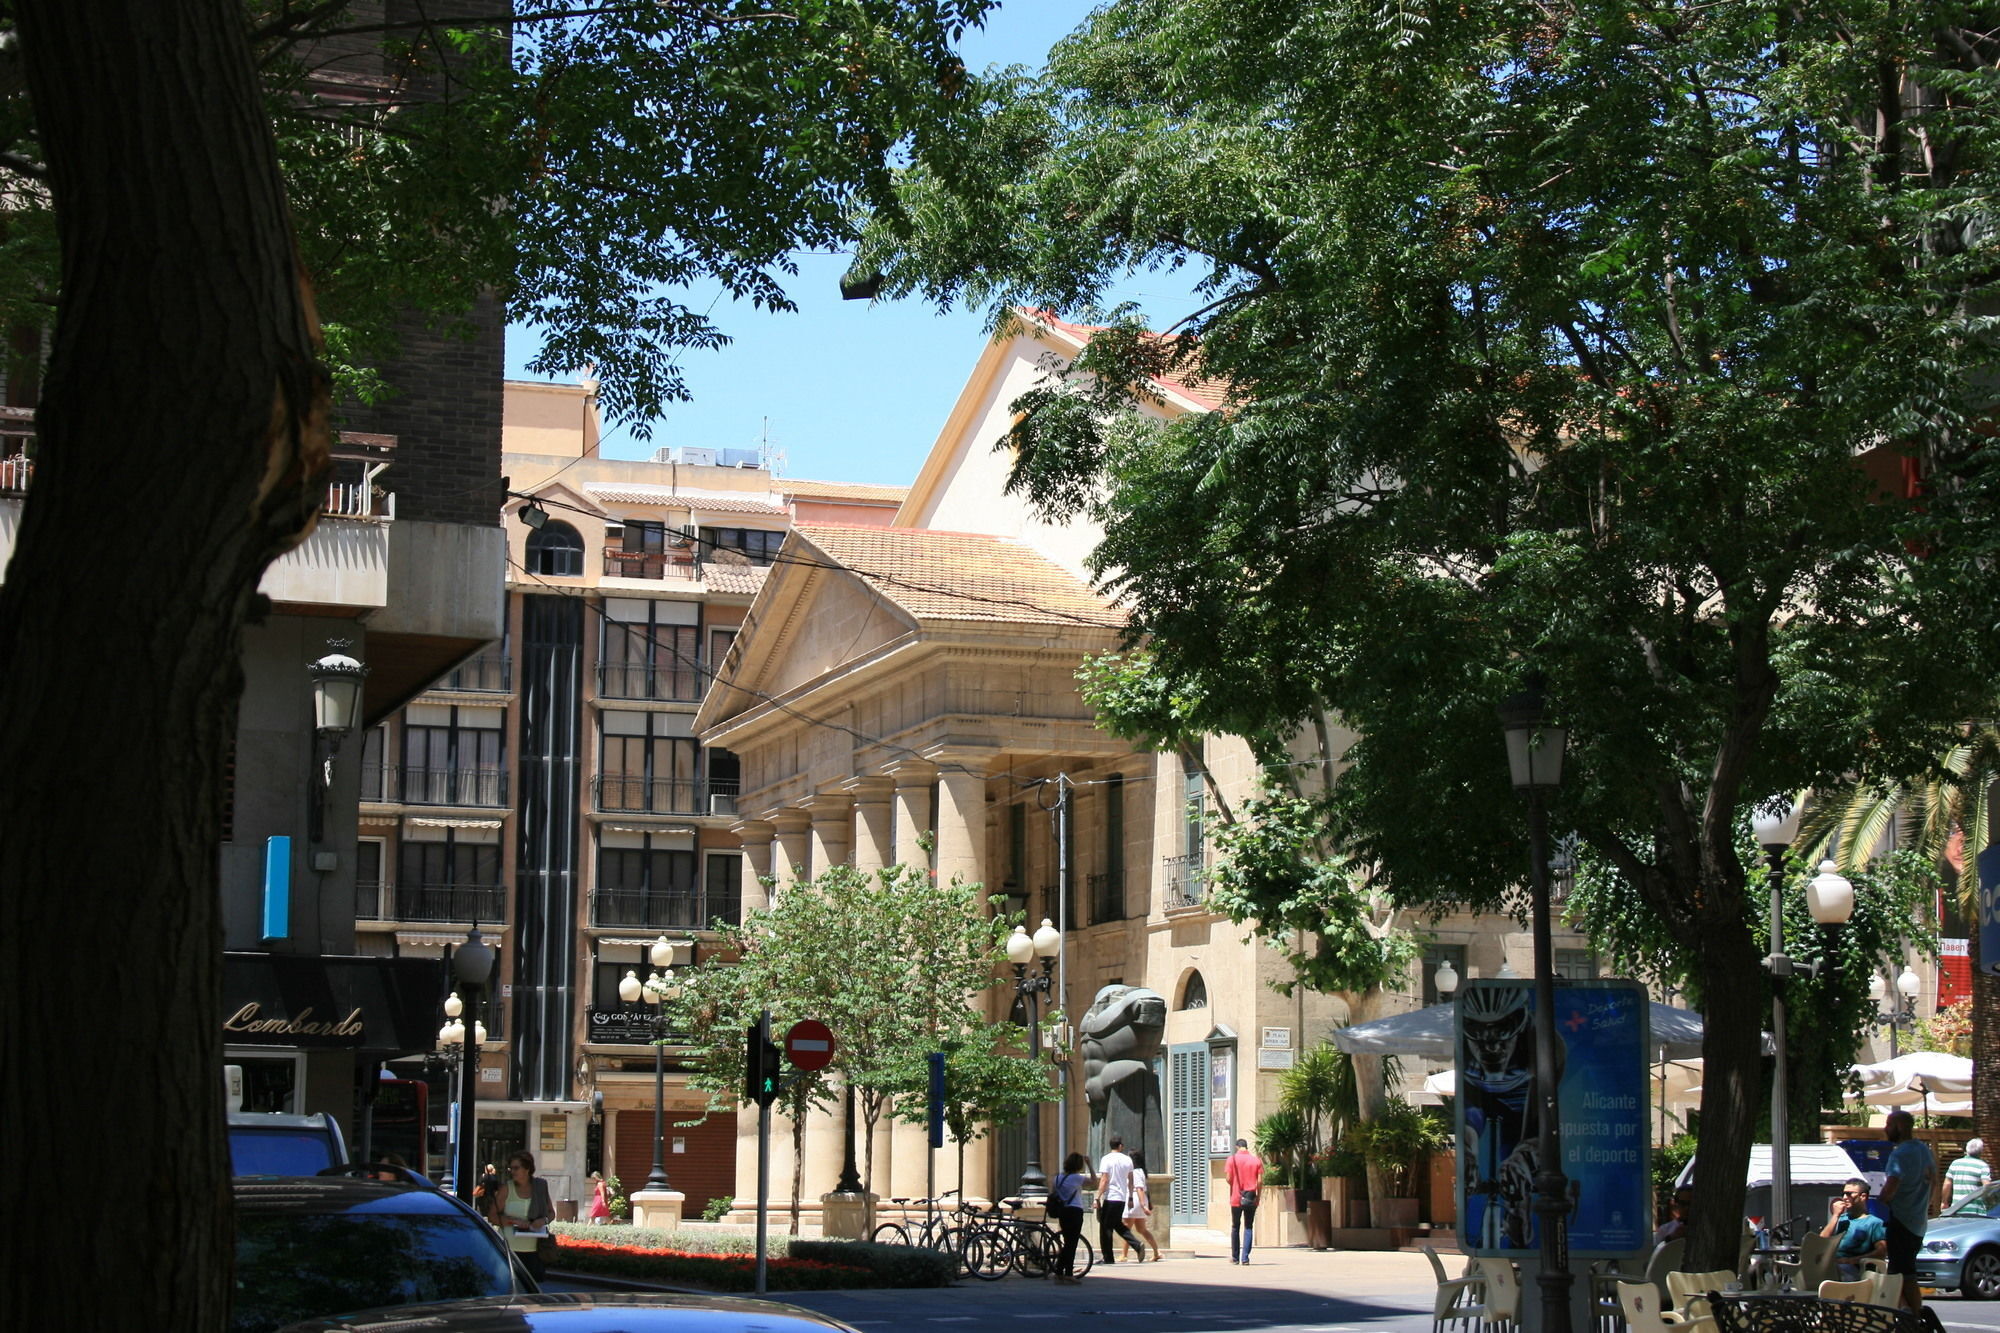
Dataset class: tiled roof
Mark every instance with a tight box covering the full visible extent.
[581,482,789,516]
[781,478,908,504]
[792,525,1124,629]
[1022,309,1231,412]
[702,563,771,597]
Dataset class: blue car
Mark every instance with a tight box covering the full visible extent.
[1915,1182,2000,1298]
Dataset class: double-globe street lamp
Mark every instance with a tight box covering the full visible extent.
[1751,803,1854,1241]
[1870,966,1922,1059]
[617,934,680,1192]
[1008,917,1063,1197]
[1497,680,1574,1333]
[441,925,496,1204]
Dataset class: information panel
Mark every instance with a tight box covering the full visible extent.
[1456,978,1650,1259]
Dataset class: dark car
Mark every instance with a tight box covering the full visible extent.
[233,1175,527,1333]
[229,1111,350,1176]
[274,1293,864,1332]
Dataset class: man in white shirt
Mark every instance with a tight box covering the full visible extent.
[1095,1136,1145,1263]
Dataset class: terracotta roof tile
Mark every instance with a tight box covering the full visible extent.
[701,563,771,596]
[582,481,789,516]
[781,478,909,504]
[792,525,1124,629]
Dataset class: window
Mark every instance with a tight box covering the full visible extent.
[1180,971,1209,1010]
[704,852,743,925]
[1094,772,1127,923]
[525,520,583,576]
[594,833,709,928]
[598,713,700,813]
[708,627,738,674]
[400,708,505,805]
[395,832,502,923]
[600,599,702,700]
[356,839,385,919]
[699,526,783,565]
[592,946,677,1012]
[1422,944,1468,1007]
[1555,948,1599,981]
[359,725,387,800]
[1182,750,1206,861]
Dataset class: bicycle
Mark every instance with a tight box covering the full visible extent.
[989,1196,1094,1280]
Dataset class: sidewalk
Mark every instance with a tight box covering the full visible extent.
[1090,1233,1438,1303]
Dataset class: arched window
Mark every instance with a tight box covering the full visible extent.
[526,520,584,576]
[1180,970,1208,1011]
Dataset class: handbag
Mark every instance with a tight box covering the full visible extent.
[537,1234,558,1264]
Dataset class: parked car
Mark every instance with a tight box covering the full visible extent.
[233,1175,527,1333]
[1915,1180,2000,1298]
[229,1111,349,1176]
[275,1293,865,1332]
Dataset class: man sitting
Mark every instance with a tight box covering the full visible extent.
[1820,1177,1888,1281]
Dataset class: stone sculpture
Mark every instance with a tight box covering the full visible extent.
[1080,983,1167,1165]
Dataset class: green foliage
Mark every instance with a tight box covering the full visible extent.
[548,1232,887,1291]
[700,1195,735,1223]
[1914,998,1973,1058]
[1349,1098,1450,1198]
[1252,1109,1308,1188]
[1654,1133,1698,1213]
[550,1222,780,1256]
[0,2,1002,427]
[601,1172,628,1220]
[786,1240,958,1287]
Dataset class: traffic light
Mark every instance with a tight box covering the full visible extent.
[744,1014,781,1108]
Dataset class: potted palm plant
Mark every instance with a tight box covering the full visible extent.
[1353,1097,1449,1229]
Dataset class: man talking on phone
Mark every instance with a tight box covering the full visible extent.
[1820,1177,1887,1281]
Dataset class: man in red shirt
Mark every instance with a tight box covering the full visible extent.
[1225,1138,1264,1264]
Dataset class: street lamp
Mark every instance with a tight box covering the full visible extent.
[448,926,496,1205]
[1434,957,1460,997]
[435,996,488,1191]
[1870,966,1922,1058]
[1752,799,1853,1241]
[306,645,368,844]
[1008,916,1062,1196]
[618,934,678,1192]
[1498,678,1571,1333]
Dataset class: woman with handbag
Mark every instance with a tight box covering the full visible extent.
[1123,1150,1162,1262]
[488,1150,557,1281]
[1049,1152,1091,1284]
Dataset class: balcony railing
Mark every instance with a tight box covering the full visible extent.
[436,652,512,693]
[1089,870,1127,924]
[1162,852,1205,912]
[602,547,698,581]
[591,775,738,817]
[596,660,704,702]
[590,888,741,930]
[361,764,509,807]
[357,880,505,924]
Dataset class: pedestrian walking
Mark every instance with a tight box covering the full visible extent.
[1948,1138,1990,1209]
[1049,1152,1091,1284]
[588,1170,613,1224]
[1122,1150,1162,1262]
[1095,1135,1145,1264]
[1879,1109,1936,1315]
[1226,1138,1264,1265]
[487,1150,557,1283]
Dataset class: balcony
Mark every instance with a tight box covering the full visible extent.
[434,651,512,693]
[591,775,738,817]
[1162,852,1206,912]
[1089,870,1127,924]
[357,880,506,924]
[361,764,509,807]
[602,547,698,582]
[596,660,704,703]
[590,888,741,930]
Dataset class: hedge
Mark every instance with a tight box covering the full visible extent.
[548,1235,953,1291]
[550,1222,785,1257]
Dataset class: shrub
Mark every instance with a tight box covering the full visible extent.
[701,1195,734,1222]
[551,1222,782,1256]
[549,1233,876,1292]
[787,1240,956,1287]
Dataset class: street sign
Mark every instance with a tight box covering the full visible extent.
[785,1019,835,1071]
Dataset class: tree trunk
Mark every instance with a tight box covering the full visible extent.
[1347,987,1394,1204]
[790,1104,807,1235]
[1685,928,1769,1272]
[0,4,326,1326]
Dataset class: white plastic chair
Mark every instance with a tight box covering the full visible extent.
[1817,1278,1875,1303]
[1424,1245,1489,1333]
[1617,1281,1716,1333]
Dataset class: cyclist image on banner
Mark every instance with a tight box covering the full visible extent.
[1459,983,1560,1251]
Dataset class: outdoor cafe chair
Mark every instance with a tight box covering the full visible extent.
[1476,1256,1522,1331]
[1669,1269,1744,1323]
[1617,1281,1717,1333]
[1771,1233,1838,1292]
[1709,1291,1924,1333]
[1868,1274,1901,1309]
[1816,1280,1875,1304]
[1424,1245,1489,1333]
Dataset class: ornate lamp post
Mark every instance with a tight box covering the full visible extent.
[1008,917,1062,1196]
[1498,679,1571,1333]
[1752,800,1853,1238]
[617,934,678,1191]
[306,646,367,844]
[447,925,495,1205]
[1870,967,1922,1059]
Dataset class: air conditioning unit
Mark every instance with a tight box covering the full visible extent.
[678,447,716,467]
[651,446,675,464]
[709,793,738,817]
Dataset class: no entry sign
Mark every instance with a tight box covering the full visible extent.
[784,1019,835,1071]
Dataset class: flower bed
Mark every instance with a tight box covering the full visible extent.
[549,1233,954,1291]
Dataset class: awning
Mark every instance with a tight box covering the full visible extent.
[223,951,444,1059]
[1332,998,1719,1062]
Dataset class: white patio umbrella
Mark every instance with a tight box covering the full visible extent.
[1332,998,1717,1060]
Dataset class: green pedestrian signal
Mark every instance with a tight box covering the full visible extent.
[744,1015,781,1108]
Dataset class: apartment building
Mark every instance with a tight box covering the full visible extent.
[359,378,903,1214]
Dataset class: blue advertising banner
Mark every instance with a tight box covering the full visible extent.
[1457,978,1651,1259]
[1977,846,2000,976]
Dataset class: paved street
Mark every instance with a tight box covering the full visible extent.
[767,1241,2000,1333]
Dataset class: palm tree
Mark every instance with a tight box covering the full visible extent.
[1800,722,2000,1151]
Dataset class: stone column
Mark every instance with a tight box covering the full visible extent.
[931,755,993,889]
[845,778,894,873]
[886,762,936,870]
[770,810,811,890]
[802,793,853,873]
[730,819,775,916]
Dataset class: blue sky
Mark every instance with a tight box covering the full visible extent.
[502,1,1194,487]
